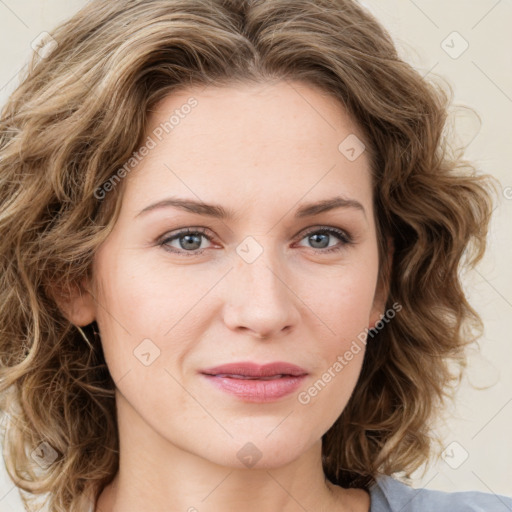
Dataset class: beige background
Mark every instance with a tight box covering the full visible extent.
[0,0,511,509]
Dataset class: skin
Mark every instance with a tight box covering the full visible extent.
[61,80,390,512]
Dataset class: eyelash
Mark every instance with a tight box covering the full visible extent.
[158,226,354,257]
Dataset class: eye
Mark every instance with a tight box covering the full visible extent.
[295,226,353,253]
[158,226,353,256]
[159,227,213,256]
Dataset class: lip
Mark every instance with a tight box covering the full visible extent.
[201,361,308,378]
[200,361,308,403]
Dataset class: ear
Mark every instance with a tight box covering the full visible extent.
[369,236,394,329]
[50,276,96,327]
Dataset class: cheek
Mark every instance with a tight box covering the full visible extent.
[294,257,377,409]
[296,335,366,442]
[302,261,378,342]
[92,249,207,379]
[95,246,176,331]
[297,288,370,432]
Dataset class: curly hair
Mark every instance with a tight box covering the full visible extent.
[0,0,497,510]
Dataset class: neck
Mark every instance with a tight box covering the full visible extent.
[94,391,369,512]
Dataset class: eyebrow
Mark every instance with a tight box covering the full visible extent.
[135,195,366,220]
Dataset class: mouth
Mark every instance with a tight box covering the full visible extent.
[201,361,308,379]
[199,362,308,402]
[210,373,294,380]
[200,361,308,378]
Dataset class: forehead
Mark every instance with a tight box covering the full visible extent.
[123,80,373,218]
[146,80,365,154]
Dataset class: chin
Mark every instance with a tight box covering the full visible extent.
[199,431,316,470]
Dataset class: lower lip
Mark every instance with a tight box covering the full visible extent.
[201,374,307,402]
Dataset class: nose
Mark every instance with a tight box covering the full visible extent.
[222,245,301,341]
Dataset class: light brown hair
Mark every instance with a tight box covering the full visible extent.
[0,1,496,510]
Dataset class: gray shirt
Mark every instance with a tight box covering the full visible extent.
[369,474,512,511]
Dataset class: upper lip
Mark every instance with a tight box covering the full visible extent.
[200,362,308,378]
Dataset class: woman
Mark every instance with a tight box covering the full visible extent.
[0,1,510,511]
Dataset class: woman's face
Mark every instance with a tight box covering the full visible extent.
[77,80,386,469]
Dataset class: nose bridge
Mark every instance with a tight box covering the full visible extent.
[234,236,289,303]
[223,236,299,337]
